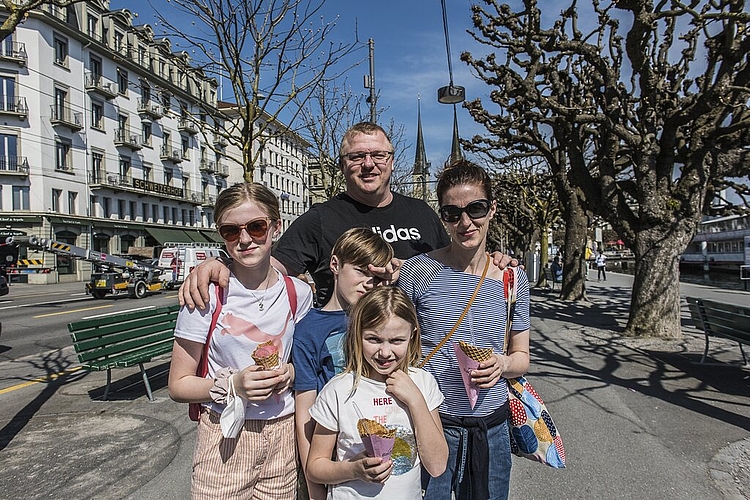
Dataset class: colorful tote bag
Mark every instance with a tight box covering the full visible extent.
[503,268,566,468]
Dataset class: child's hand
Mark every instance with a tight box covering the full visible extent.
[234,365,283,401]
[385,370,421,406]
[271,363,294,393]
[351,455,393,483]
[471,353,504,389]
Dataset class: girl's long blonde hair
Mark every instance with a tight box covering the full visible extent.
[344,286,421,391]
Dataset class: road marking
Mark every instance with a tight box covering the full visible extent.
[0,366,83,395]
[33,304,114,318]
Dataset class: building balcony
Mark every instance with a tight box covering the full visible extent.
[213,132,228,146]
[85,73,118,99]
[0,96,28,119]
[201,194,216,207]
[215,162,229,178]
[0,156,29,176]
[50,105,83,131]
[178,117,199,134]
[199,158,215,173]
[0,41,27,66]
[160,146,184,163]
[114,129,143,150]
[137,99,164,120]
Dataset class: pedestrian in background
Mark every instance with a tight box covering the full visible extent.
[596,249,607,282]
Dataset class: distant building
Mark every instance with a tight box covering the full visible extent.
[680,214,750,271]
[0,1,305,283]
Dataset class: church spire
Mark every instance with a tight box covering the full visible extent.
[412,97,430,202]
[447,105,463,166]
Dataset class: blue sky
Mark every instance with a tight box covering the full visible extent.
[112,1,574,176]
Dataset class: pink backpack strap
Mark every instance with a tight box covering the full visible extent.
[283,275,297,320]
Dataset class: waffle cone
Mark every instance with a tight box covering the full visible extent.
[252,340,280,369]
[357,418,395,439]
[458,340,493,362]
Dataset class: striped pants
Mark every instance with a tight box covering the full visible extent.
[192,410,297,499]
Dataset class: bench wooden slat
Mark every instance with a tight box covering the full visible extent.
[67,304,181,400]
[685,296,749,366]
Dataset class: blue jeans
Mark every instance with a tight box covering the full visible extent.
[422,419,512,500]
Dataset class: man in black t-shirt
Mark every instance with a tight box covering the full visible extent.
[180,122,450,307]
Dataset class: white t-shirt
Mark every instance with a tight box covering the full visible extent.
[309,368,444,500]
[174,270,312,420]
[596,253,607,266]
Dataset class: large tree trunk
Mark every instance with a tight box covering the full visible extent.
[559,200,588,300]
[625,231,688,338]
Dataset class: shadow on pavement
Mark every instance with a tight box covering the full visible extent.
[85,361,171,401]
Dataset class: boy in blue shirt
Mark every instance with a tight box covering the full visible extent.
[294,228,394,499]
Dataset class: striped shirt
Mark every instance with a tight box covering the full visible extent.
[398,253,531,418]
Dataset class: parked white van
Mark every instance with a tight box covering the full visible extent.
[158,242,228,288]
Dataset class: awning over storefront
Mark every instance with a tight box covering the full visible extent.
[145,227,194,244]
[186,231,211,243]
[200,230,224,244]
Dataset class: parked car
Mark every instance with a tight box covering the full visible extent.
[0,275,8,296]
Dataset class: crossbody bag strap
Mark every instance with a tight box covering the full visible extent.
[283,275,297,320]
[418,254,491,368]
[503,268,517,355]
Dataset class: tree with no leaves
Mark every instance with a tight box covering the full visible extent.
[462,0,750,338]
[0,0,84,41]
[154,0,362,183]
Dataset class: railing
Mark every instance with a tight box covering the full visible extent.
[199,159,215,173]
[215,162,229,177]
[202,194,216,207]
[49,105,82,130]
[0,41,27,65]
[137,99,164,119]
[0,96,28,117]
[84,73,117,98]
[160,146,184,163]
[178,117,198,134]
[0,156,29,175]
[114,130,142,150]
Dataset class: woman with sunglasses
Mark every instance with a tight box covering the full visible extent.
[169,182,313,499]
[397,160,531,500]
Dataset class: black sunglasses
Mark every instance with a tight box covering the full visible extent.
[439,199,491,223]
[218,218,272,242]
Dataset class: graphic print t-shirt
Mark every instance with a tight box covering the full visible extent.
[309,369,444,500]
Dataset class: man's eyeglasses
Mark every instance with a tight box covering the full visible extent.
[218,218,272,242]
[439,199,491,223]
[341,150,393,164]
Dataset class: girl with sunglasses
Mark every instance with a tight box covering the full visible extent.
[398,161,531,500]
[169,182,313,499]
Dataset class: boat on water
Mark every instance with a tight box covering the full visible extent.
[680,214,750,273]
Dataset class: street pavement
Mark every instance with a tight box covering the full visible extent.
[0,273,748,499]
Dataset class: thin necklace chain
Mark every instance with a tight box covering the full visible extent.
[248,271,272,311]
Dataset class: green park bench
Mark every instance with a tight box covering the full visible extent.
[67,304,180,400]
[685,296,750,367]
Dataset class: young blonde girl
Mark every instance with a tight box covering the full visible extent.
[168,182,313,499]
[306,286,448,499]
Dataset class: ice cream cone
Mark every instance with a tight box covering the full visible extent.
[252,340,280,370]
[458,340,493,362]
[357,418,395,461]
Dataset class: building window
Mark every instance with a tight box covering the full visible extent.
[91,101,104,130]
[164,167,173,185]
[88,13,99,39]
[142,122,152,146]
[12,186,29,210]
[117,69,128,95]
[91,151,104,182]
[0,133,18,169]
[163,206,169,223]
[89,195,97,217]
[162,91,171,109]
[68,191,77,214]
[140,80,150,102]
[152,204,159,223]
[90,55,102,81]
[103,197,111,218]
[0,76,16,113]
[51,188,62,212]
[142,202,149,222]
[181,135,189,156]
[129,201,137,221]
[171,207,178,224]
[181,208,187,225]
[53,35,68,66]
[118,199,126,219]
[53,87,68,120]
[119,157,130,184]
[55,139,71,171]
[143,163,152,181]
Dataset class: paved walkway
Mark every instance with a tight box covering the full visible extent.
[0,273,748,499]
